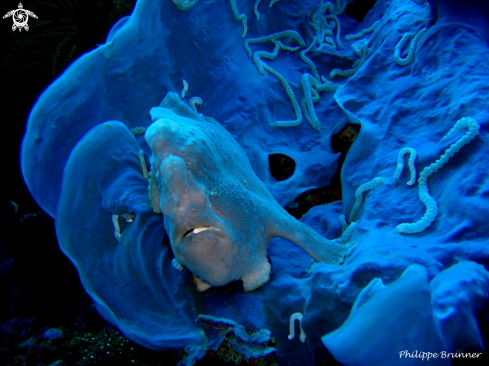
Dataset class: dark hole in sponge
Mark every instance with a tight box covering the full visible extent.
[285,124,361,219]
[269,154,296,181]
[345,0,377,22]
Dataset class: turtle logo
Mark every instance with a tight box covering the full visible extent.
[3,3,38,32]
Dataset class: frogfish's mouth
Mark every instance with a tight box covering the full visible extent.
[182,226,222,238]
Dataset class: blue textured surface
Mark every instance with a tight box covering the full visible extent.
[21,0,489,364]
[322,265,448,366]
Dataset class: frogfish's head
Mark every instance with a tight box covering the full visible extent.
[145,115,270,292]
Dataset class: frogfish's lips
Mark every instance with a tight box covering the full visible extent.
[182,226,222,238]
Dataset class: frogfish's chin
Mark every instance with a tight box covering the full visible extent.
[173,229,241,287]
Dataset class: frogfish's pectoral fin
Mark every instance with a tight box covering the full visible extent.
[241,260,271,293]
[193,274,212,292]
[270,212,352,265]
